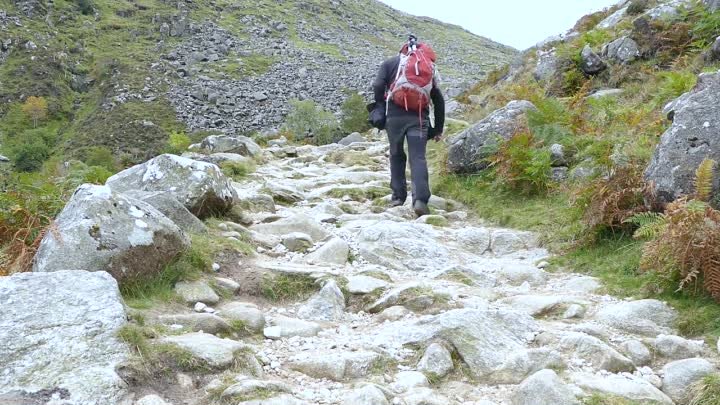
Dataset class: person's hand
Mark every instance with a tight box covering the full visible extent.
[433,133,443,142]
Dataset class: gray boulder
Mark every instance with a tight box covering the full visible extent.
[645,70,720,204]
[620,339,652,366]
[0,271,130,405]
[159,332,248,369]
[558,332,634,372]
[304,237,349,265]
[338,132,365,146]
[346,275,389,294]
[33,185,189,285]
[157,313,230,335]
[511,369,580,405]
[597,6,628,29]
[570,372,673,404]
[661,358,715,404]
[175,280,220,305]
[417,343,454,378]
[550,143,567,166]
[704,0,720,11]
[288,350,383,381]
[297,279,346,322]
[282,232,314,252]
[263,315,321,339]
[602,36,640,64]
[342,385,389,405]
[580,45,607,75]
[594,299,677,336]
[357,221,450,272]
[216,302,266,333]
[125,190,208,234]
[710,36,720,61]
[199,134,262,157]
[492,348,566,384]
[373,308,538,380]
[534,49,559,82]
[653,335,704,360]
[251,214,329,242]
[106,154,237,218]
[447,100,537,173]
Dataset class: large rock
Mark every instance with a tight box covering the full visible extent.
[534,49,559,82]
[263,315,321,339]
[417,343,454,378]
[511,369,579,405]
[710,36,720,61]
[580,45,607,75]
[645,70,720,204]
[558,332,634,372]
[374,309,538,379]
[594,299,677,336]
[357,221,451,272]
[661,358,715,404]
[125,190,208,234]
[346,275,389,294]
[304,238,349,265]
[570,372,673,404]
[159,332,248,369]
[216,302,266,333]
[297,280,346,321]
[342,385,389,405]
[447,100,536,173]
[106,154,237,218]
[175,280,220,305]
[32,185,189,284]
[491,348,565,384]
[597,6,628,29]
[620,339,652,366]
[199,134,262,157]
[653,335,703,360]
[338,132,365,146]
[288,350,383,381]
[602,36,640,64]
[251,214,329,242]
[157,313,230,335]
[0,271,130,405]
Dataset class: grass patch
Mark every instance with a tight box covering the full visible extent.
[437,270,475,286]
[121,233,252,309]
[327,186,391,202]
[220,159,256,180]
[582,393,638,405]
[690,373,720,405]
[260,273,318,302]
[360,271,394,283]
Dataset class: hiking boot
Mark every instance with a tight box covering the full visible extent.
[390,198,405,207]
[413,200,430,217]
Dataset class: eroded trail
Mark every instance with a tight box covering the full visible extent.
[129,130,717,405]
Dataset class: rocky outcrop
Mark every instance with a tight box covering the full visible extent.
[645,70,720,204]
[602,36,640,64]
[580,45,606,75]
[198,134,262,157]
[0,271,129,405]
[511,370,579,405]
[447,100,536,173]
[32,184,189,284]
[594,299,677,336]
[106,154,237,218]
[125,190,208,234]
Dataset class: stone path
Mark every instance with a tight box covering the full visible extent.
[145,131,718,405]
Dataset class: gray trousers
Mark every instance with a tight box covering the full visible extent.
[386,114,431,204]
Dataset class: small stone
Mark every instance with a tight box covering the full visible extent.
[282,232,314,252]
[391,371,429,393]
[194,302,207,312]
[620,340,652,366]
[136,394,171,405]
[175,280,220,305]
[212,263,221,271]
[562,304,585,319]
[417,343,454,378]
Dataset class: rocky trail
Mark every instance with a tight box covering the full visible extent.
[2,129,720,405]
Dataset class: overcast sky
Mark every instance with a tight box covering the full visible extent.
[378,0,620,49]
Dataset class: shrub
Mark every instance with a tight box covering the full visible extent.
[84,146,117,172]
[576,164,651,236]
[690,373,720,405]
[220,160,255,180]
[627,0,649,15]
[10,141,50,172]
[283,99,339,145]
[21,96,48,128]
[75,0,94,15]
[629,159,720,301]
[690,3,720,49]
[341,92,371,134]
[574,10,612,33]
[165,131,192,155]
[489,131,553,195]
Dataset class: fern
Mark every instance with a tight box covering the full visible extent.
[627,212,667,240]
[693,158,716,202]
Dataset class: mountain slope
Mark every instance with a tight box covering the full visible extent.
[0,0,515,164]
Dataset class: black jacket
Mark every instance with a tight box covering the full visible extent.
[373,55,446,136]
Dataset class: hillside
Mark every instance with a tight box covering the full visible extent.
[0,0,515,166]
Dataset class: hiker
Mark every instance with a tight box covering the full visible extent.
[370,34,445,217]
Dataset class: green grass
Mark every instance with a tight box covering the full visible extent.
[690,374,720,405]
[582,393,640,405]
[260,273,318,302]
[121,233,252,309]
[327,186,391,202]
[220,160,257,180]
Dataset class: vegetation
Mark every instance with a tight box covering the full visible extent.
[341,92,371,134]
[282,99,339,145]
[220,160,256,180]
[259,273,318,302]
[690,373,720,405]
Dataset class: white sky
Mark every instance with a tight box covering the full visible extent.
[379,0,620,49]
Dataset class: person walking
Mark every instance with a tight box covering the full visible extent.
[371,34,445,216]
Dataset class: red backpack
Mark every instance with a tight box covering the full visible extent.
[387,42,437,113]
